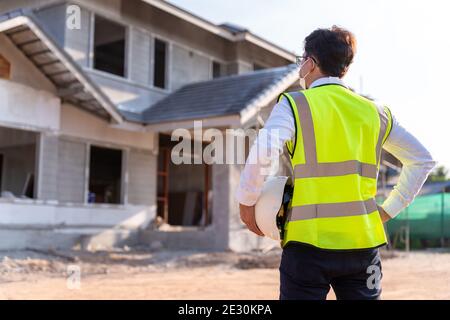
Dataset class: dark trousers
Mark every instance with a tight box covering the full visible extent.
[279,243,383,300]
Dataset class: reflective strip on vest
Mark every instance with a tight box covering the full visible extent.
[288,92,317,164]
[376,105,392,165]
[287,92,389,180]
[294,160,378,179]
[290,199,378,222]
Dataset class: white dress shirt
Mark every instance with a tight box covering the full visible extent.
[235,77,437,218]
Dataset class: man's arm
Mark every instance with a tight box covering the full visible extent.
[236,98,295,235]
[380,114,437,221]
[378,205,392,223]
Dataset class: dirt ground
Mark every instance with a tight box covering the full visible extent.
[0,247,449,300]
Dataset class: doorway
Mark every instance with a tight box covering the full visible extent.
[157,134,212,226]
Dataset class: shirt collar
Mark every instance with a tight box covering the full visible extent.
[310,77,348,89]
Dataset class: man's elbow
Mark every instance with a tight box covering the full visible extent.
[414,150,438,172]
[428,159,439,171]
[424,152,439,172]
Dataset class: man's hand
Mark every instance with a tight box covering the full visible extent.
[378,205,392,223]
[239,204,264,237]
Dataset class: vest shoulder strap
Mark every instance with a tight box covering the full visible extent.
[278,92,301,158]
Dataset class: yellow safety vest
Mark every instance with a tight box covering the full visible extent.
[279,84,393,250]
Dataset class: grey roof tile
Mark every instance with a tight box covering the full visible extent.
[127,64,298,124]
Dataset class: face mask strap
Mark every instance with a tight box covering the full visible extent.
[300,58,315,79]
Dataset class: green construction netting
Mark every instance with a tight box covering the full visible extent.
[382,193,450,241]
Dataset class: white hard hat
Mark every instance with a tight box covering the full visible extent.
[255,176,290,241]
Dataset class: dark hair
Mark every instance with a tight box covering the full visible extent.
[304,26,357,78]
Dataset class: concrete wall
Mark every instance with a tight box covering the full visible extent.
[0,201,156,250]
[171,43,212,91]
[60,103,157,150]
[127,149,157,206]
[34,2,91,67]
[64,4,92,67]
[33,2,66,46]
[0,80,60,131]
[226,60,254,76]
[128,26,152,85]
[57,139,86,203]
[38,133,59,201]
[234,41,289,71]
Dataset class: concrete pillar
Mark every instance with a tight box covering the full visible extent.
[210,163,230,250]
[37,132,59,201]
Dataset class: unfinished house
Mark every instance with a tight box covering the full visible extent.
[0,0,398,252]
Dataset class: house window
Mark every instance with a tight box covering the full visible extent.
[0,54,11,79]
[0,127,37,199]
[212,61,222,78]
[154,38,167,89]
[88,146,123,204]
[93,15,126,77]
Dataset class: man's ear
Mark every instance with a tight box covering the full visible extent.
[310,59,318,73]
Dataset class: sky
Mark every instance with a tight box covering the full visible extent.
[170,0,450,170]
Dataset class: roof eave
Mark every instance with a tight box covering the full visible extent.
[142,0,235,40]
[141,0,296,62]
[239,65,299,125]
[143,114,241,133]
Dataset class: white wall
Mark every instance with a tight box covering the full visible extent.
[38,133,59,200]
[0,201,155,229]
[128,26,152,85]
[0,80,60,131]
[127,149,157,206]
[170,43,212,91]
[57,139,86,203]
[0,201,156,250]
[33,2,66,46]
[64,4,92,67]
[60,103,157,151]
